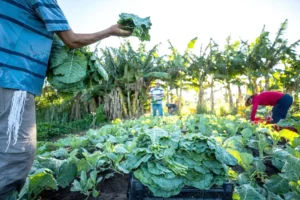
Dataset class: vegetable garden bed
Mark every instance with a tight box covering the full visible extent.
[17,115,300,200]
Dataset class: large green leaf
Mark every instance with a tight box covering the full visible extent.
[267,192,284,200]
[264,175,290,194]
[147,162,165,175]
[241,128,253,138]
[56,162,77,188]
[236,184,265,200]
[76,159,92,175]
[118,13,152,41]
[37,157,77,188]
[215,146,238,166]
[48,36,89,91]
[21,169,58,199]
[226,148,253,170]
[151,175,184,192]
[143,72,170,79]
[223,136,244,150]
[134,164,184,197]
[237,172,250,185]
[51,147,69,159]
[53,50,87,84]
[280,155,300,181]
[118,153,152,172]
[184,170,213,189]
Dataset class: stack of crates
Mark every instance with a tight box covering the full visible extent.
[127,175,234,200]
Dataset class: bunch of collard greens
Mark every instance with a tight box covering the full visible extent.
[47,36,108,92]
[115,128,238,197]
[118,13,152,41]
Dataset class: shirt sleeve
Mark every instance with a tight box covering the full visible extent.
[250,102,259,121]
[149,89,153,95]
[28,0,71,32]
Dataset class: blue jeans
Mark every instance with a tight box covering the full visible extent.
[272,94,293,123]
[152,104,163,117]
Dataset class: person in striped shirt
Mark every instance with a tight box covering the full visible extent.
[245,91,293,123]
[149,80,164,117]
[0,0,131,198]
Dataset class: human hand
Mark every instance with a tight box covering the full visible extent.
[108,24,132,37]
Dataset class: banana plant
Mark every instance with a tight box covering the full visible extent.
[244,20,299,91]
[189,40,212,112]
[214,36,245,109]
[167,38,198,115]
[100,41,169,119]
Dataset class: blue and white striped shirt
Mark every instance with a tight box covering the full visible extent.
[0,0,70,95]
[149,87,164,104]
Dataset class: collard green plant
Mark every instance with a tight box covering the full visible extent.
[18,169,58,200]
[47,36,108,92]
[37,157,77,188]
[118,13,152,41]
[71,170,103,198]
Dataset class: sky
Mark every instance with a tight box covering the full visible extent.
[57,0,300,55]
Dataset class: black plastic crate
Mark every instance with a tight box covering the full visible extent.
[127,174,233,200]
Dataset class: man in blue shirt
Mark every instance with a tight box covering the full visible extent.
[149,80,164,116]
[0,0,131,198]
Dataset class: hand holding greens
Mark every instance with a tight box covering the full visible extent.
[117,13,152,41]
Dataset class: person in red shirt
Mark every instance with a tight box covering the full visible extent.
[245,91,293,123]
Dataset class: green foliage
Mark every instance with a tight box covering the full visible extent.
[95,105,107,124]
[47,36,87,92]
[37,122,72,140]
[18,169,58,200]
[37,115,104,141]
[196,104,209,114]
[264,175,290,194]
[235,184,265,200]
[19,114,300,199]
[71,170,102,198]
[37,157,77,188]
[47,36,108,93]
[118,13,152,41]
[218,105,231,116]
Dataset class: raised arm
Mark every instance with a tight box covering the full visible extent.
[56,24,131,49]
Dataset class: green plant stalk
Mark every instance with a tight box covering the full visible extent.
[255,132,265,159]
[117,87,128,117]
[165,158,188,176]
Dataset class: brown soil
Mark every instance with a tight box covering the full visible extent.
[40,174,129,200]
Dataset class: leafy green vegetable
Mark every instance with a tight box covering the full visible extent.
[264,175,290,194]
[47,36,108,92]
[235,184,265,200]
[118,13,152,41]
[18,169,58,200]
[37,157,77,188]
[71,170,102,197]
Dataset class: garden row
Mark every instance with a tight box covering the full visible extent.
[18,114,300,200]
